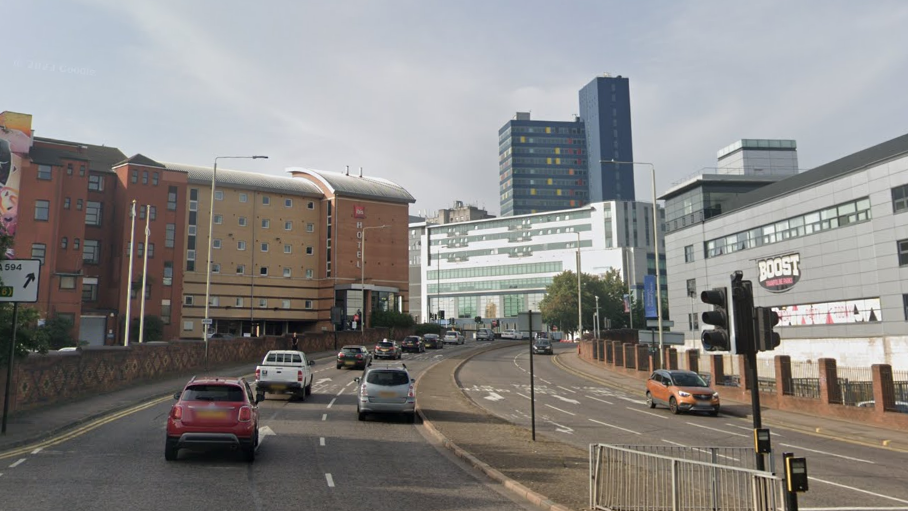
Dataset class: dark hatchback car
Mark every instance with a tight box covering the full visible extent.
[400,336,425,353]
[532,338,553,355]
[337,345,372,369]
[422,334,444,350]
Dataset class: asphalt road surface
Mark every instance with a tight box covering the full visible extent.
[0,341,542,511]
[457,343,908,511]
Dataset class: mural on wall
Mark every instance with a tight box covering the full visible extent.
[0,112,34,258]
[773,298,881,327]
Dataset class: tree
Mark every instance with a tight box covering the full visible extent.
[0,305,50,365]
[42,316,77,350]
[129,315,165,343]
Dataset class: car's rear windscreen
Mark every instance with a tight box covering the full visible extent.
[182,385,246,402]
[366,370,410,386]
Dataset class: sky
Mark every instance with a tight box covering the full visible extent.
[5,1,908,217]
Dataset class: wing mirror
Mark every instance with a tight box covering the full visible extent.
[173,391,181,400]
[410,378,416,383]
[309,359,315,365]
[353,377,360,383]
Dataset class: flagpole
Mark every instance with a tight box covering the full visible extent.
[138,205,151,343]
[123,200,137,346]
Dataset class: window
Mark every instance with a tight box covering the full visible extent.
[304,300,313,309]
[38,165,52,180]
[306,246,314,255]
[61,237,68,249]
[150,206,157,221]
[684,245,694,263]
[893,184,908,214]
[137,242,144,257]
[239,217,247,226]
[138,205,146,220]
[214,214,223,225]
[142,171,149,185]
[209,296,219,306]
[238,241,246,250]
[74,238,80,249]
[59,275,77,290]
[184,295,194,306]
[284,244,292,254]
[235,297,244,307]
[307,201,315,210]
[237,264,245,274]
[76,199,83,211]
[35,200,50,221]
[213,239,222,249]
[261,243,269,252]
[167,186,178,210]
[152,172,159,186]
[164,262,173,286]
[306,223,315,233]
[189,200,197,212]
[83,240,100,264]
[239,193,248,203]
[259,298,268,308]
[79,165,85,177]
[131,170,138,183]
[260,267,268,276]
[85,201,102,226]
[686,279,697,298]
[282,299,291,309]
[183,320,193,331]
[165,224,175,248]
[211,263,220,273]
[284,221,292,231]
[283,268,291,277]
[31,243,46,264]
[899,239,908,266]
[187,249,195,261]
[88,174,103,191]
[262,219,270,228]
[285,198,292,208]
[147,243,155,258]
[64,197,70,209]
[188,225,197,236]
[305,268,314,279]
[262,195,271,205]
[66,164,73,176]
[214,190,224,201]
[161,299,171,324]
[82,282,98,302]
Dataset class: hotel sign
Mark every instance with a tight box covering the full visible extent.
[757,253,801,293]
[354,205,365,218]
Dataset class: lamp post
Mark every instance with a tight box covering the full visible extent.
[604,160,663,367]
[575,231,582,341]
[594,295,600,340]
[204,155,268,369]
[361,224,390,341]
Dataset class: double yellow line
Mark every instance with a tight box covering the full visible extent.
[0,395,172,460]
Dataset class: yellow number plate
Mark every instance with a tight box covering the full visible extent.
[378,391,396,398]
[197,410,228,419]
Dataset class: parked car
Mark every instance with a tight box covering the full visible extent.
[856,400,908,413]
[355,362,416,422]
[423,334,444,349]
[532,338,553,355]
[165,376,260,462]
[400,336,425,353]
[645,369,720,416]
[476,328,495,341]
[209,333,236,340]
[337,345,372,369]
[374,339,402,359]
[501,329,528,339]
[443,330,465,345]
[254,350,315,401]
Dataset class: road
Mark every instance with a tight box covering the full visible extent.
[0,341,541,511]
[457,343,908,511]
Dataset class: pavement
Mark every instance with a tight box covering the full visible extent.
[3,343,908,511]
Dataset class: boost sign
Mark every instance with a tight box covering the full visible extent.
[758,253,801,293]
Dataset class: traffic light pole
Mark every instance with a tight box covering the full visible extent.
[746,349,765,471]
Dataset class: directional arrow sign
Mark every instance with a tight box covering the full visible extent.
[0,260,41,303]
[484,392,505,402]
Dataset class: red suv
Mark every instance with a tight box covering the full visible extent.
[165,376,260,462]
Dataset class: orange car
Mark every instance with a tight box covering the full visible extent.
[645,369,720,416]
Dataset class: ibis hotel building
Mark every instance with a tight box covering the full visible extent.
[662,134,908,369]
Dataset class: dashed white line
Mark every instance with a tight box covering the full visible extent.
[516,393,531,400]
[540,378,552,384]
[589,418,640,435]
[660,439,741,461]
[557,385,577,394]
[336,388,345,396]
[345,381,354,387]
[327,398,336,409]
[808,476,908,504]
[31,447,43,455]
[319,437,326,447]
[544,403,576,416]
[322,414,327,421]
[325,473,335,487]
[9,459,26,468]
[685,422,747,437]
[585,395,615,405]
[626,407,667,419]
[779,443,874,464]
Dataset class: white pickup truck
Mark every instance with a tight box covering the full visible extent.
[255,350,314,401]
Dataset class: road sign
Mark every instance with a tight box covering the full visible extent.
[0,260,40,303]
[201,318,213,325]
[645,319,674,328]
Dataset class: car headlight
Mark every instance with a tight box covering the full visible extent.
[678,391,691,397]
[712,392,719,399]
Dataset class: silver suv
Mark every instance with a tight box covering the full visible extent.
[354,363,416,422]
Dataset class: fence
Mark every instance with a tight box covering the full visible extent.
[591,443,786,511]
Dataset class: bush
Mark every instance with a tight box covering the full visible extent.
[43,316,77,350]
[129,315,165,342]
[414,323,443,336]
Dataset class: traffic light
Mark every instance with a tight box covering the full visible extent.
[755,306,781,351]
[439,310,445,320]
[700,287,730,351]
[730,272,755,355]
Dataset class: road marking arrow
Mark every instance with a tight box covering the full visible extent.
[484,392,505,401]
[315,378,332,386]
[552,394,580,405]
[546,420,574,434]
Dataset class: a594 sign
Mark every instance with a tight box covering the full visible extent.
[0,259,41,303]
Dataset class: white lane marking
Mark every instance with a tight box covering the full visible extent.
[325,473,335,488]
[257,426,276,450]
[661,439,742,461]
[484,392,505,401]
[319,437,325,447]
[540,378,552,384]
[586,395,614,405]
[327,398,336,409]
[345,381,354,387]
[618,396,646,404]
[589,418,640,435]
[809,476,908,504]
[546,420,574,434]
[9,459,26,468]
[779,443,874,464]
[31,447,43,455]
[544,404,577,416]
[551,395,580,405]
[557,385,577,394]
[516,393,531,400]
[322,414,327,421]
[315,378,332,385]
[627,407,668,419]
[685,422,748,438]
[336,388,345,396]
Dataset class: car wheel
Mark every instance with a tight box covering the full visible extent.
[164,438,178,461]
[358,410,366,421]
[243,441,256,462]
[646,392,656,409]
[669,397,680,415]
[305,381,312,396]
[337,364,342,369]
[709,407,720,417]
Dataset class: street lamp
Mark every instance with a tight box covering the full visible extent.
[203,155,268,368]
[604,160,664,368]
[575,231,582,340]
[361,224,390,340]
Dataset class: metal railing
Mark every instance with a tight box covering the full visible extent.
[591,443,786,511]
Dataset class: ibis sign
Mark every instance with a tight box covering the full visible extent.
[757,253,801,293]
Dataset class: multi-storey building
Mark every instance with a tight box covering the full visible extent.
[579,74,635,203]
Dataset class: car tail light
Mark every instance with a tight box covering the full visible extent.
[338,352,345,359]
[407,384,415,398]
[171,405,183,420]
[356,354,363,360]
[238,406,253,422]
[255,368,260,380]
[298,370,303,382]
